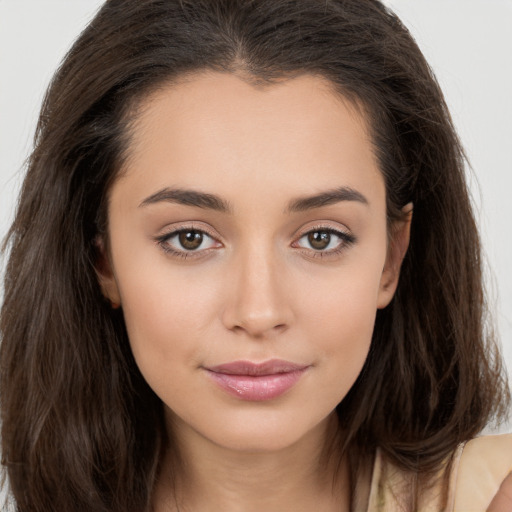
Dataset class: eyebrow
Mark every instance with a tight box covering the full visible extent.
[139,187,232,213]
[139,185,368,213]
[285,186,368,213]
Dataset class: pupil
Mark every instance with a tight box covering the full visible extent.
[308,231,330,250]
[179,231,203,250]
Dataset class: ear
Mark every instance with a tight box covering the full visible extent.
[377,203,413,309]
[94,236,121,309]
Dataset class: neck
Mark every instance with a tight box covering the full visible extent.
[153,412,351,512]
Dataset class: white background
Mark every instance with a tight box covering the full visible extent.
[0,0,511,432]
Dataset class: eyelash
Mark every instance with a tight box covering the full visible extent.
[155,224,219,260]
[293,225,356,259]
[155,225,355,260]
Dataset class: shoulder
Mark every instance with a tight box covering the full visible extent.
[366,434,512,512]
[453,433,512,511]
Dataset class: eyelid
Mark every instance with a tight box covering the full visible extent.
[156,221,221,240]
[293,222,354,241]
[291,223,356,258]
[154,222,223,259]
[153,221,355,260]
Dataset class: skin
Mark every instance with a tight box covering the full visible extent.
[98,72,411,511]
[488,472,512,512]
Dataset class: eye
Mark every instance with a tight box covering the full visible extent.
[293,227,355,255]
[156,228,220,257]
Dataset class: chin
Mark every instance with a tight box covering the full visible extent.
[195,409,335,455]
[215,431,304,453]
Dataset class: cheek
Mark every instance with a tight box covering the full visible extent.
[116,261,222,388]
[299,265,382,394]
[317,294,375,362]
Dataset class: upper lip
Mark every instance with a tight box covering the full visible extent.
[206,359,309,376]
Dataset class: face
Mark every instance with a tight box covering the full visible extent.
[99,72,409,453]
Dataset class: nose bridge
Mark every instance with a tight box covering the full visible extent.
[222,237,292,337]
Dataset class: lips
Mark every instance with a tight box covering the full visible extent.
[204,359,309,401]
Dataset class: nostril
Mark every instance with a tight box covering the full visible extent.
[229,320,289,339]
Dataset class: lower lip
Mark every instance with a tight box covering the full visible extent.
[206,369,308,401]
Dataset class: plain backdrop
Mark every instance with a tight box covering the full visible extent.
[0,0,511,432]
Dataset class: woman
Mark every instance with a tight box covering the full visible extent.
[1,0,511,510]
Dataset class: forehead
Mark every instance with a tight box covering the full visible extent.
[116,72,384,213]
[127,71,371,155]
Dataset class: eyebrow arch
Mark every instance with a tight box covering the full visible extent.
[286,186,368,213]
[139,185,368,214]
[139,187,232,213]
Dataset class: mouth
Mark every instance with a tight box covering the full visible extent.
[204,359,310,401]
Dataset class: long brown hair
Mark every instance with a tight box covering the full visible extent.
[1,0,509,510]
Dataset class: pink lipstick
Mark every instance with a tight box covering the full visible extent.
[204,359,309,401]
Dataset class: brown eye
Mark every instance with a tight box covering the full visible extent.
[294,227,355,255]
[307,231,331,250]
[178,230,203,250]
[157,227,219,256]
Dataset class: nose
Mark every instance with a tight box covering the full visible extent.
[221,243,293,338]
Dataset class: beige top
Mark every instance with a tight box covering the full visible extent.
[361,434,512,512]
